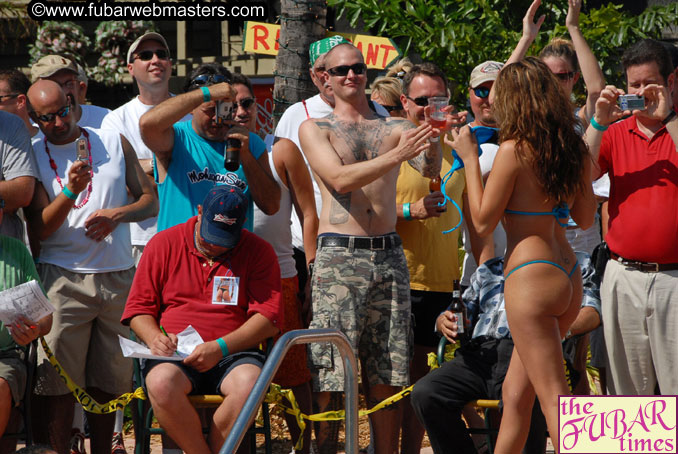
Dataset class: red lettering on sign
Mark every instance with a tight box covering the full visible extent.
[380,44,396,67]
[252,25,269,51]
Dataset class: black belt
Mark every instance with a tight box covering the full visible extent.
[611,252,678,273]
[318,235,400,250]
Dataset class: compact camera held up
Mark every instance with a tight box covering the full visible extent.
[618,94,645,111]
[215,101,235,124]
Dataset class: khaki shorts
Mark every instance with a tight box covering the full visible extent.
[309,234,412,392]
[0,352,26,406]
[34,264,135,396]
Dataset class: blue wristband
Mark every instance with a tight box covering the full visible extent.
[62,186,77,200]
[403,202,412,221]
[201,86,211,103]
[216,338,229,357]
[590,116,608,132]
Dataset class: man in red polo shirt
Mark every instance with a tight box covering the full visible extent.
[586,38,678,395]
[121,185,282,453]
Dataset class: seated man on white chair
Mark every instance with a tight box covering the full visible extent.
[121,185,282,454]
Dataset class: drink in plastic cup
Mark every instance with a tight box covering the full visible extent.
[428,96,448,141]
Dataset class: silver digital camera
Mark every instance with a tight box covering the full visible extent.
[215,101,235,124]
[618,94,645,111]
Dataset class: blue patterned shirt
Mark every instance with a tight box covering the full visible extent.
[463,252,601,340]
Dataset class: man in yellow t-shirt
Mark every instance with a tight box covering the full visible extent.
[395,62,486,454]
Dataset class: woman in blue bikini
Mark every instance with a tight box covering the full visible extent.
[450,57,596,453]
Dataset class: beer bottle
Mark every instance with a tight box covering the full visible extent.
[450,279,467,345]
[429,175,441,193]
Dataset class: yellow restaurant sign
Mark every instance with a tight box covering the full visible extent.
[243,21,401,69]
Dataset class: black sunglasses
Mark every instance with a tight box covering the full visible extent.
[234,97,256,110]
[190,74,230,87]
[327,63,367,77]
[473,87,490,98]
[135,49,170,62]
[406,96,433,107]
[554,71,576,81]
[34,105,70,123]
[0,93,19,103]
[382,103,403,112]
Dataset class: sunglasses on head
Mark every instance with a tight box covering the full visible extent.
[234,97,256,110]
[472,87,491,98]
[34,105,70,123]
[554,71,576,81]
[190,73,229,87]
[327,63,367,77]
[134,49,170,62]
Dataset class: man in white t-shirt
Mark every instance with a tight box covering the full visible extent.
[24,80,157,454]
[103,32,191,264]
[31,55,110,128]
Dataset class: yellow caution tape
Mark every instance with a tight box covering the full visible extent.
[40,337,146,414]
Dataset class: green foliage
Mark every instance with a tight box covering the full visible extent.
[329,0,678,106]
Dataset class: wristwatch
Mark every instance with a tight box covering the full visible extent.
[662,110,676,125]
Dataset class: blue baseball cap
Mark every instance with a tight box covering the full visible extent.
[200,185,247,248]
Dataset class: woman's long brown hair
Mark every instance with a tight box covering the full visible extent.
[493,57,588,202]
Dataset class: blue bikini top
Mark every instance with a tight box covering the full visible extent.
[504,203,571,228]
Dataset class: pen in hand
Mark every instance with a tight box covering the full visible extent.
[159,325,177,356]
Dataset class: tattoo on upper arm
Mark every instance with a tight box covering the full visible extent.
[329,190,351,225]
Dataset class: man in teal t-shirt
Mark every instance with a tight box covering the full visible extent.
[0,197,52,446]
[139,63,280,231]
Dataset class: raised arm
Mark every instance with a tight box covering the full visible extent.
[584,85,627,178]
[566,0,605,124]
[506,0,544,66]
[24,161,91,241]
[82,136,158,242]
[489,0,544,102]
[447,127,518,237]
[299,118,433,194]
[139,82,236,169]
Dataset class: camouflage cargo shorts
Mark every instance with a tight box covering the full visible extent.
[309,233,412,392]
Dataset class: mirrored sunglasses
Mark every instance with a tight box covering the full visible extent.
[34,105,70,123]
[190,73,229,87]
[473,87,491,98]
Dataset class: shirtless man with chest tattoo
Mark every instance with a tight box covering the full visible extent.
[299,43,442,454]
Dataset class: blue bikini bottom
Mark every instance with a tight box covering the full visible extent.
[505,259,579,280]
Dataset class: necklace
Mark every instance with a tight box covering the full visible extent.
[194,225,216,266]
[43,128,93,209]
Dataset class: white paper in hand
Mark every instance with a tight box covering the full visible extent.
[0,280,53,325]
[119,325,205,360]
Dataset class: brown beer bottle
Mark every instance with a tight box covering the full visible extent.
[450,279,467,345]
[429,175,441,193]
